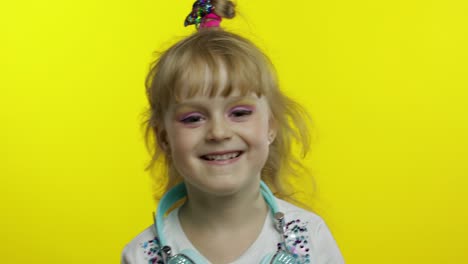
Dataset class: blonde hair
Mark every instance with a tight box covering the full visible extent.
[143,0,314,206]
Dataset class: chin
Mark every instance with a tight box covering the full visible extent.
[186,176,256,197]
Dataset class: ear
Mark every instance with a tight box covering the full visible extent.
[155,126,170,153]
[268,118,278,145]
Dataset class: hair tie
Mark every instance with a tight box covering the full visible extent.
[184,0,222,29]
[199,13,222,28]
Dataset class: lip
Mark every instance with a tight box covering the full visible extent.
[201,150,243,156]
[199,150,243,165]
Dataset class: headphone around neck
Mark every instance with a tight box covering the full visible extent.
[153,181,300,264]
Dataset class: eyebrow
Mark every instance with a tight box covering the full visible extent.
[173,95,258,110]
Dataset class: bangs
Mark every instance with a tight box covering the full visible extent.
[147,30,279,120]
[171,45,266,102]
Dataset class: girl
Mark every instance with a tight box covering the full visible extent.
[122,0,344,263]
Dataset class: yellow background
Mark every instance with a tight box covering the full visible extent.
[1,0,467,263]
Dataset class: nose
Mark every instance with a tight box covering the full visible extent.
[205,116,232,141]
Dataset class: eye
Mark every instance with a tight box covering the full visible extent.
[179,113,205,124]
[229,106,254,118]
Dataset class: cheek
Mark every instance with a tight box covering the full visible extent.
[246,116,271,147]
[169,129,195,153]
[168,128,208,166]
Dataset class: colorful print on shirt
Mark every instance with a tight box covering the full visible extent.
[283,219,311,264]
[140,237,164,264]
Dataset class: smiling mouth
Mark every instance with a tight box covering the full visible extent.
[200,151,243,161]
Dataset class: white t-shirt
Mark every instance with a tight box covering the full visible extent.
[121,198,344,264]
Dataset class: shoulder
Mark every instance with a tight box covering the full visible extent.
[121,225,164,264]
[276,198,323,226]
[276,198,345,264]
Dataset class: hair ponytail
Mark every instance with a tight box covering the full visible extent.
[213,0,235,19]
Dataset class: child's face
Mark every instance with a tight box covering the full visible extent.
[161,89,276,197]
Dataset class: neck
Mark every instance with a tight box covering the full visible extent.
[179,183,269,231]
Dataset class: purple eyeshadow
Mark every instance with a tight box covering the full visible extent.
[178,112,202,122]
[230,105,255,113]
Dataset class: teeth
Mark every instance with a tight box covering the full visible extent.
[203,152,241,161]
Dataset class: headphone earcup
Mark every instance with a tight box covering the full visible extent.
[177,249,210,263]
[260,253,274,264]
[260,251,297,264]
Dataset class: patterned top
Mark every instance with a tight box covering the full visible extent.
[122,198,344,264]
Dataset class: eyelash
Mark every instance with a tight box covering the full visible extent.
[180,114,204,124]
[178,106,254,124]
[229,108,253,118]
